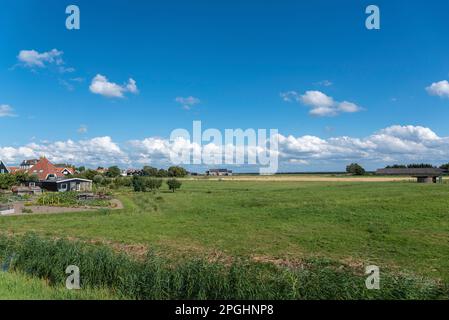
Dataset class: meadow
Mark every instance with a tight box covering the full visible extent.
[0,178,448,298]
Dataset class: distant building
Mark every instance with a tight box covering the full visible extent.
[376,168,444,183]
[206,169,233,176]
[20,159,39,170]
[124,169,141,176]
[96,167,107,174]
[0,160,10,174]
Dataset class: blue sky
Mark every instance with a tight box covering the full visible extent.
[1,0,449,171]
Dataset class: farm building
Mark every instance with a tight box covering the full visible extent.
[376,168,445,183]
[206,169,233,176]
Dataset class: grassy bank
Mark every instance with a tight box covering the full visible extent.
[0,234,446,300]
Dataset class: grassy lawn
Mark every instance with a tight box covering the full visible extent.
[0,180,448,282]
[0,271,115,299]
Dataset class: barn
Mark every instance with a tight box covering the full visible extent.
[376,168,445,183]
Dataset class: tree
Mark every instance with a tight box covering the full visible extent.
[346,163,366,176]
[386,164,406,169]
[407,163,434,168]
[157,169,168,177]
[132,176,146,192]
[81,169,99,180]
[168,166,188,177]
[440,163,449,170]
[146,178,163,191]
[13,172,33,184]
[0,174,16,190]
[106,166,122,178]
[142,166,158,177]
[167,178,182,192]
[77,166,86,172]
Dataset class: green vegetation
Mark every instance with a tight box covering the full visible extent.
[1,179,449,299]
[346,163,366,175]
[132,176,163,192]
[0,234,445,300]
[0,174,16,189]
[105,166,122,178]
[0,271,115,299]
[166,178,182,192]
[0,172,39,190]
[36,192,110,207]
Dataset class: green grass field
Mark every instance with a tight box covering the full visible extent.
[1,180,448,285]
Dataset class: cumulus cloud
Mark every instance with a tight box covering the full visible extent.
[175,96,201,110]
[16,49,75,74]
[0,137,126,166]
[426,80,449,98]
[17,49,63,68]
[1,125,448,170]
[281,90,362,117]
[89,74,139,98]
[0,105,16,117]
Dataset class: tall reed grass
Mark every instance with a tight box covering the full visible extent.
[0,234,446,300]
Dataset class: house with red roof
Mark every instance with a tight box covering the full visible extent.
[27,157,74,180]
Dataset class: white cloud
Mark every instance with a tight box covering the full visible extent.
[77,125,88,134]
[1,125,448,169]
[426,80,449,98]
[126,78,139,94]
[281,90,362,117]
[17,49,63,68]
[0,137,126,166]
[337,101,361,113]
[175,96,201,110]
[0,105,16,117]
[89,74,139,98]
[315,80,333,87]
[280,91,299,102]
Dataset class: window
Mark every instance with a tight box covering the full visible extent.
[60,183,67,191]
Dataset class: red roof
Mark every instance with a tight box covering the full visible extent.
[27,157,73,180]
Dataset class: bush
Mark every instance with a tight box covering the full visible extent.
[167,178,182,192]
[0,174,16,190]
[132,176,146,192]
[93,175,105,185]
[132,176,162,192]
